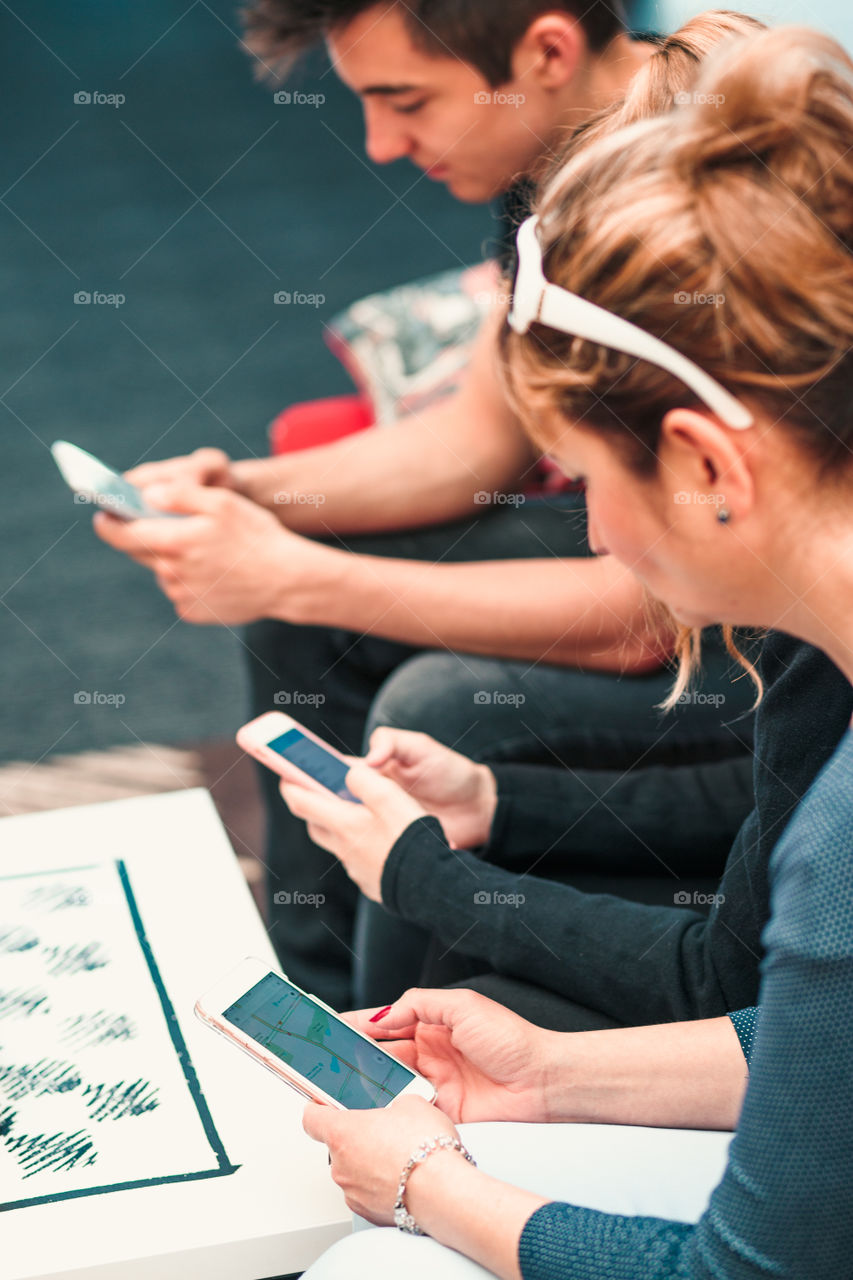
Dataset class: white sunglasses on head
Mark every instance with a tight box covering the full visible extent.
[508,215,754,430]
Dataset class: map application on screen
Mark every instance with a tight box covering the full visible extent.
[223,972,415,1109]
[267,729,358,801]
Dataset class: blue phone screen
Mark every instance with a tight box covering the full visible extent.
[268,728,358,801]
[223,972,415,1108]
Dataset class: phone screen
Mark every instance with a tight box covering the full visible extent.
[86,470,151,518]
[51,441,158,520]
[223,971,415,1108]
[268,728,358,801]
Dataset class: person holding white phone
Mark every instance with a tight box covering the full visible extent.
[265,17,852,1035]
[283,24,853,1279]
[93,6,763,1009]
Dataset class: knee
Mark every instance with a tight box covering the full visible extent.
[365,653,484,747]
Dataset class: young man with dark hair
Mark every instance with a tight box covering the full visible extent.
[246,0,628,80]
[97,2,754,1008]
[243,0,634,202]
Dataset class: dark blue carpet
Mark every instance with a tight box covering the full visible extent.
[0,1,491,762]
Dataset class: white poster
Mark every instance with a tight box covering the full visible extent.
[0,860,236,1211]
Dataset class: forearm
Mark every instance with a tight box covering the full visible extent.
[405,1151,544,1280]
[393,1014,745,1280]
[231,402,533,535]
[231,306,537,535]
[542,1016,747,1131]
[487,755,754,873]
[280,545,668,670]
[392,1017,747,1280]
[382,819,722,1025]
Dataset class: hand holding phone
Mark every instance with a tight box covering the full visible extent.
[52,440,178,521]
[195,958,435,1110]
[237,711,361,803]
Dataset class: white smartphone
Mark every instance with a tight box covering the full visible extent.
[195,957,435,1109]
[51,439,169,521]
[237,710,360,802]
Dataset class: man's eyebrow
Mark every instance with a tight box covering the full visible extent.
[360,84,422,96]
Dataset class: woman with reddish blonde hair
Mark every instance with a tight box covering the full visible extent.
[291,22,853,1280]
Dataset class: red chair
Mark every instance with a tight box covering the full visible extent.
[269,393,375,456]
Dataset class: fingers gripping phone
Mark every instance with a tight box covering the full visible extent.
[237,711,361,803]
[195,958,435,1110]
[51,440,170,521]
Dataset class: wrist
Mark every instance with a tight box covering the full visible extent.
[268,536,352,627]
[401,1143,481,1236]
[230,456,281,506]
[474,764,499,844]
[405,1150,545,1277]
[538,1028,589,1123]
[539,1027,635,1124]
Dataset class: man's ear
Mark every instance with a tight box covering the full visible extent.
[510,14,585,89]
[659,408,755,522]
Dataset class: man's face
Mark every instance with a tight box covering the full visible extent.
[327,4,566,203]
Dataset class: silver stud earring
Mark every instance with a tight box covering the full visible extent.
[717,507,731,524]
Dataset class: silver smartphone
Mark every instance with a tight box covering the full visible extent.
[52,439,168,521]
[195,957,435,1110]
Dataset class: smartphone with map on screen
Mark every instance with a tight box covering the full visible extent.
[195,958,435,1110]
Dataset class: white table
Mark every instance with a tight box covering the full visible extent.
[0,789,350,1279]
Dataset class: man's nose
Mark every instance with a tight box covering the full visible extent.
[363,106,413,165]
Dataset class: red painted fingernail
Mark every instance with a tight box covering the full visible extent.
[369,1005,392,1023]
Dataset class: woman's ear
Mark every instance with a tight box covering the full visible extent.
[659,408,755,524]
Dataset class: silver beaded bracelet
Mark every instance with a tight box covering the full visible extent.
[393,1134,477,1235]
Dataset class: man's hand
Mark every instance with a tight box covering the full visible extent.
[92,481,329,625]
[365,728,498,849]
[126,447,235,492]
[278,764,429,902]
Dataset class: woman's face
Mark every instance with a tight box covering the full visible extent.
[548,416,748,629]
